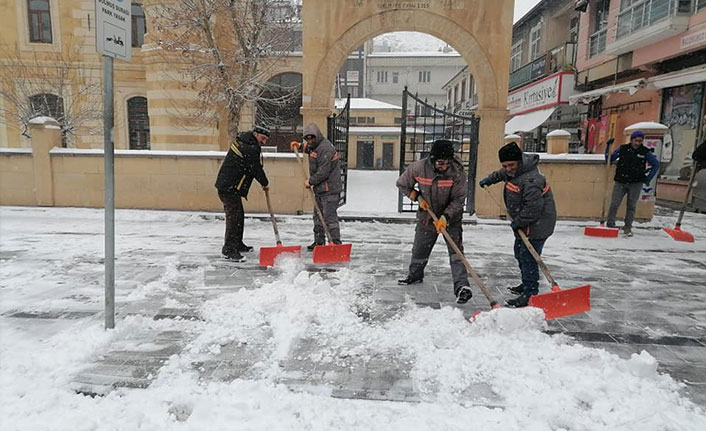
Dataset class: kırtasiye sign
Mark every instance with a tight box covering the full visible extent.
[95,0,132,61]
[507,72,575,116]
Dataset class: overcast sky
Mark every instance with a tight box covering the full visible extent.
[514,0,543,23]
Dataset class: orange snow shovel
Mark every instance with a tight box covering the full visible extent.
[259,188,301,267]
[292,143,352,264]
[663,160,696,243]
[584,138,619,238]
[485,189,590,319]
[418,196,501,312]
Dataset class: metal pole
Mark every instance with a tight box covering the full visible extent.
[103,55,115,329]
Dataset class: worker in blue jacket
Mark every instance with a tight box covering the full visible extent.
[606,130,660,237]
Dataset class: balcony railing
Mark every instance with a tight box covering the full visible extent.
[589,28,607,57]
[509,42,576,90]
[616,0,692,40]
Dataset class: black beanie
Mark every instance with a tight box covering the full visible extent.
[498,142,522,162]
[253,125,271,137]
[429,140,455,160]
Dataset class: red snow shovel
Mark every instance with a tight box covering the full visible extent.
[418,196,501,313]
[259,188,302,267]
[485,189,590,319]
[663,160,697,243]
[292,143,352,264]
[584,138,619,238]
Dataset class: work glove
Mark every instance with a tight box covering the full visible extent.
[510,220,522,232]
[419,198,430,211]
[304,181,311,189]
[408,189,419,201]
[605,137,615,147]
[262,185,270,192]
[479,177,492,188]
[433,215,448,234]
[290,141,306,151]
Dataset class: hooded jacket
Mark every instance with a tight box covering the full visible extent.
[303,124,342,195]
[214,131,269,198]
[485,153,556,240]
[396,156,467,225]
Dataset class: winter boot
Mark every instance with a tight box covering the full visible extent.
[223,250,245,262]
[506,293,530,308]
[455,286,473,304]
[508,283,524,295]
[307,241,324,251]
[623,226,633,237]
[398,275,423,285]
[331,239,342,245]
[236,242,254,252]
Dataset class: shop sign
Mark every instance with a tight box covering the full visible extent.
[507,72,575,116]
[380,135,399,140]
[356,135,375,140]
[681,28,706,51]
[346,70,359,82]
[530,56,547,80]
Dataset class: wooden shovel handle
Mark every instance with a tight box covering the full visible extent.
[292,144,333,243]
[418,197,499,308]
[483,188,560,291]
[676,160,698,227]
[263,189,282,245]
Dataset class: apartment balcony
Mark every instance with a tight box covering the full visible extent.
[606,0,691,55]
[509,42,576,91]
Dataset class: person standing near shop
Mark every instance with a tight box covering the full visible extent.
[214,126,271,261]
[606,130,660,237]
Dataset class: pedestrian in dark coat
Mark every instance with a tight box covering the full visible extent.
[479,142,557,307]
[606,130,660,236]
[396,139,472,304]
[214,126,270,260]
[294,123,343,250]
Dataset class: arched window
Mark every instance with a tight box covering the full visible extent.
[127,97,150,150]
[131,4,146,47]
[27,0,52,43]
[29,93,66,146]
[256,72,302,151]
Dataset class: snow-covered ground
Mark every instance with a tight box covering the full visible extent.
[1,170,706,430]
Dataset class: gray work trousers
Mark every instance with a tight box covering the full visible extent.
[313,193,341,243]
[407,222,470,292]
[607,181,642,228]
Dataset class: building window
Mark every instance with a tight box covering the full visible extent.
[453,85,458,105]
[447,88,452,105]
[29,93,65,146]
[510,40,523,71]
[367,117,375,124]
[418,71,431,83]
[392,72,399,84]
[127,97,150,150]
[394,117,402,124]
[589,0,610,57]
[131,4,146,47]
[27,0,52,43]
[377,71,388,83]
[461,79,466,102]
[530,21,542,60]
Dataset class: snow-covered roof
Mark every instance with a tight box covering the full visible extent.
[505,134,521,140]
[335,98,402,111]
[624,122,668,131]
[349,126,424,135]
[48,148,297,159]
[367,51,461,58]
[547,130,571,137]
[28,116,59,125]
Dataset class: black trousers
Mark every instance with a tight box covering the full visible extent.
[218,190,244,254]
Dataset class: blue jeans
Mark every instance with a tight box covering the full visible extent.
[513,237,546,296]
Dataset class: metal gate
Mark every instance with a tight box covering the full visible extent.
[327,95,350,206]
[398,87,480,214]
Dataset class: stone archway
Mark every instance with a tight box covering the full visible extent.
[301,1,514,216]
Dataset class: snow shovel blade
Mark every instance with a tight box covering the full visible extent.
[663,227,694,243]
[529,284,591,320]
[259,244,302,267]
[584,225,619,238]
[312,243,352,264]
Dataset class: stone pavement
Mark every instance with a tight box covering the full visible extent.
[2,207,705,408]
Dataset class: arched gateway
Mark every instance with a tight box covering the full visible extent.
[301,0,514,216]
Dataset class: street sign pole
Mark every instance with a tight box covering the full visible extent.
[103,55,115,329]
[96,0,131,329]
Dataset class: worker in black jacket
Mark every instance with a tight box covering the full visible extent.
[214,126,270,261]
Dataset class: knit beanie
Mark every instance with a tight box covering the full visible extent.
[498,142,523,162]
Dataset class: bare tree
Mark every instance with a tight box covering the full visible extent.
[0,44,102,146]
[149,0,302,142]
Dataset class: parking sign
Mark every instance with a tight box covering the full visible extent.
[95,0,132,62]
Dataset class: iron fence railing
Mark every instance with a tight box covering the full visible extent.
[616,0,691,40]
[509,42,576,90]
[589,28,607,57]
